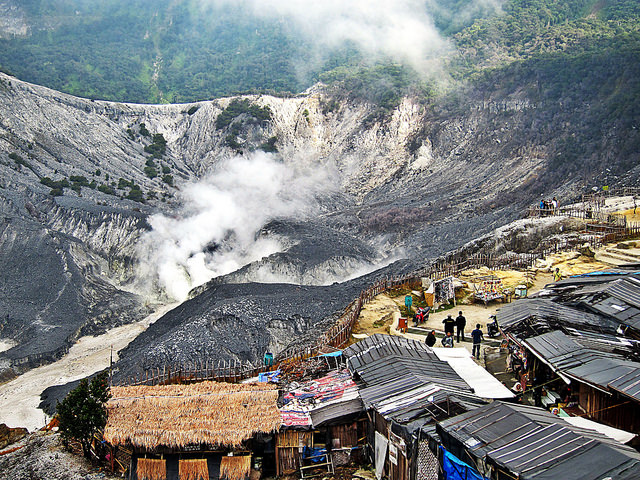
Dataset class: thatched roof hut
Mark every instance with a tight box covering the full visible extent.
[104,381,281,450]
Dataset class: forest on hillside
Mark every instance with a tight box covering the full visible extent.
[0,0,639,154]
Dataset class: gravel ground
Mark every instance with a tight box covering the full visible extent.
[0,431,118,480]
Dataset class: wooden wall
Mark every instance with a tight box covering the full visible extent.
[578,383,640,434]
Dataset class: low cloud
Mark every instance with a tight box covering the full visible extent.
[200,0,452,75]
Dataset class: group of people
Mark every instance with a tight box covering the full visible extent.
[538,196,559,216]
[422,310,484,359]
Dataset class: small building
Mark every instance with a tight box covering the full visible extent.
[522,330,640,433]
[437,401,640,480]
[342,334,512,480]
[277,368,366,477]
[103,381,281,480]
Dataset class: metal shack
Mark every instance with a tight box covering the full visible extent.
[437,401,640,480]
[277,368,366,477]
[342,334,512,480]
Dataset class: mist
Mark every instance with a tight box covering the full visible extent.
[200,0,502,76]
[202,0,447,75]
[137,152,339,301]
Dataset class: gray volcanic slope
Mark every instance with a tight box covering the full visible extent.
[0,189,150,379]
[2,68,639,384]
[113,279,369,382]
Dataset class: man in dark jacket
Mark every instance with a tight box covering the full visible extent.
[455,311,466,343]
[442,315,455,338]
[471,324,484,360]
[425,330,437,347]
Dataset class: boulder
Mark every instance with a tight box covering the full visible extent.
[0,423,28,449]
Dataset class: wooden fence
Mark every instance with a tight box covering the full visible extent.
[527,206,628,227]
[115,204,640,387]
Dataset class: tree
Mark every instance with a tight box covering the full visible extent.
[56,371,111,458]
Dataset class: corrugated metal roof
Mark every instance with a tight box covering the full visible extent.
[523,330,607,371]
[343,334,487,431]
[344,334,471,392]
[583,296,640,330]
[308,397,364,427]
[603,276,640,308]
[496,298,617,334]
[523,331,640,402]
[438,402,640,480]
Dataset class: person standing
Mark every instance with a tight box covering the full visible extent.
[471,324,484,360]
[455,311,466,343]
[554,267,562,282]
[442,314,455,338]
[425,330,437,347]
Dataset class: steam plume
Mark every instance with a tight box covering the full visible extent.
[138,152,335,301]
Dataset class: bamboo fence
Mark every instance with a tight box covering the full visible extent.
[220,455,252,480]
[137,458,166,480]
[114,198,640,388]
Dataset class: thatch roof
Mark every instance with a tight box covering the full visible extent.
[103,381,281,450]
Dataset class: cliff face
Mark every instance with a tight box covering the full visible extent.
[0,70,638,379]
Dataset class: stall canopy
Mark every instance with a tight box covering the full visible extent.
[432,348,514,399]
[280,369,363,428]
[523,330,640,401]
[438,402,640,480]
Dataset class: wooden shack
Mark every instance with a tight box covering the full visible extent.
[103,381,281,480]
[277,369,366,476]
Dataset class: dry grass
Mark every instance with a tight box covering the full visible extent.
[220,455,252,480]
[104,381,281,449]
[137,458,166,480]
[179,459,209,480]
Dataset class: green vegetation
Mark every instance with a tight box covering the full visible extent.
[144,166,157,179]
[319,63,436,124]
[56,372,110,458]
[260,136,278,153]
[144,133,167,158]
[162,174,174,186]
[138,123,151,137]
[215,99,272,130]
[69,175,89,187]
[126,184,145,203]
[0,1,307,103]
[98,184,116,195]
[41,176,70,196]
[118,178,135,190]
[9,152,35,173]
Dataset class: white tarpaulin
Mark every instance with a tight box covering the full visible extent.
[562,416,637,444]
[375,431,388,480]
[433,347,514,399]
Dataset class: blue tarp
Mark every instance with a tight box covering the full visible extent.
[258,369,280,383]
[440,447,488,480]
[319,350,343,357]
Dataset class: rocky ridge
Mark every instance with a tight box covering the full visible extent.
[0,69,638,382]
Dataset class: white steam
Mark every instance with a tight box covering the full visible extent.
[201,0,451,75]
[138,152,336,301]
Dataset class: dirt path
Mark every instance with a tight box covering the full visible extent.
[0,303,177,431]
[352,293,400,336]
[354,248,614,345]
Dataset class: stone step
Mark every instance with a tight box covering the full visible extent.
[605,247,640,260]
[595,251,638,266]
